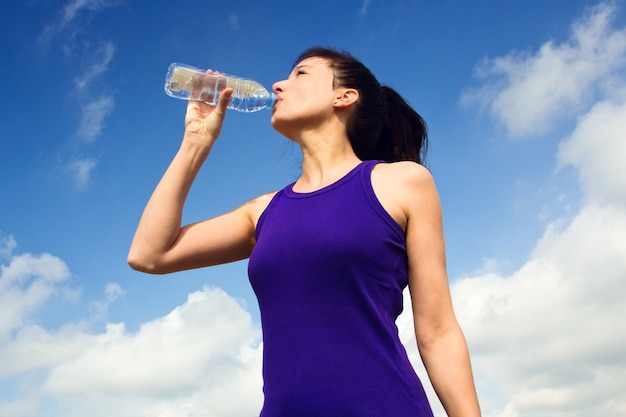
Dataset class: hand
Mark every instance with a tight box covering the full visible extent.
[183,74,233,147]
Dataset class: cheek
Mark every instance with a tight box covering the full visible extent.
[302,93,331,111]
[271,89,331,125]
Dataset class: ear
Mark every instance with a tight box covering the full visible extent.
[333,88,359,108]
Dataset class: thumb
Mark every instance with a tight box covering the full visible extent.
[216,88,234,114]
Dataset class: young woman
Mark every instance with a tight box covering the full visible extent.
[128,47,481,417]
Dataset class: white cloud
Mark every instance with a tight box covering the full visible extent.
[59,0,120,26]
[67,157,97,188]
[74,41,117,145]
[74,41,116,92]
[37,0,121,49]
[461,2,626,138]
[450,203,626,417]
[89,282,125,321]
[104,282,124,301]
[360,0,373,16]
[0,234,17,260]
[36,1,118,188]
[44,289,257,395]
[0,398,37,417]
[228,13,240,31]
[0,251,71,340]
[0,238,263,417]
[42,288,263,417]
[0,322,93,379]
[77,96,115,143]
[558,95,626,207]
[399,194,626,416]
[449,2,626,416]
[67,42,116,186]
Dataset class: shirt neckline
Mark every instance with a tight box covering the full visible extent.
[284,161,369,199]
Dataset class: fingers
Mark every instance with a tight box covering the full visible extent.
[215,87,233,114]
[190,71,211,99]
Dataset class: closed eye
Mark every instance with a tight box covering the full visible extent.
[292,64,311,77]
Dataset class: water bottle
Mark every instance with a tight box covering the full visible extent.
[164,63,276,112]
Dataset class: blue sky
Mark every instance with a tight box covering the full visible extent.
[1,1,626,416]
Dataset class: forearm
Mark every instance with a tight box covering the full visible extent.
[419,325,481,417]
[128,138,211,271]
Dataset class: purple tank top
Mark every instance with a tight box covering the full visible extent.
[248,160,433,417]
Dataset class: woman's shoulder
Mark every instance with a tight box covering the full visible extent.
[241,190,280,226]
[373,160,434,189]
[370,161,436,231]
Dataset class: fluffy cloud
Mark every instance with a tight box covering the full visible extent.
[43,288,263,417]
[0,238,263,417]
[558,97,626,207]
[448,2,626,416]
[451,203,626,417]
[461,2,626,138]
[0,242,71,340]
[43,290,259,396]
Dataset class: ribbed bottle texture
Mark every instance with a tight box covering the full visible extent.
[164,63,276,113]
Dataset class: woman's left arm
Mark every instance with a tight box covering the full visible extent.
[398,163,481,417]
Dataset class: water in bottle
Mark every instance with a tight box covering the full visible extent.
[164,63,276,113]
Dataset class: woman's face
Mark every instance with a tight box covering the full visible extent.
[270,57,338,136]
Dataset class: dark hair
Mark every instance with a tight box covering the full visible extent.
[294,47,428,164]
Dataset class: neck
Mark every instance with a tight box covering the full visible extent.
[275,112,362,191]
[294,128,362,192]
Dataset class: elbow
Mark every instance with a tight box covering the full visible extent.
[127,249,165,274]
[127,257,151,273]
[415,318,464,353]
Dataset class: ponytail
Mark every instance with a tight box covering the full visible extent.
[294,47,429,164]
[378,86,428,164]
[349,85,428,164]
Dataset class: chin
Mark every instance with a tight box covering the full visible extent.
[270,116,297,140]
[270,111,286,129]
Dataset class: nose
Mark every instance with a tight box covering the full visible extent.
[272,80,284,94]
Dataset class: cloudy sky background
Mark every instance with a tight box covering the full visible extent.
[1,1,625,416]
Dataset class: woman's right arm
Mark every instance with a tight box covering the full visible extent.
[128,88,263,274]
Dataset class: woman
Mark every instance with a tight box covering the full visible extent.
[128,47,481,417]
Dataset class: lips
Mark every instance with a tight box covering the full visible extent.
[271,97,282,112]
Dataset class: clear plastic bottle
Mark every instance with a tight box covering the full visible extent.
[164,63,276,112]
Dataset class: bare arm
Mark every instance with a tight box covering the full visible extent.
[128,88,267,274]
[386,162,481,416]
